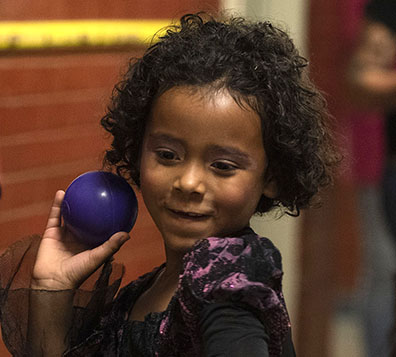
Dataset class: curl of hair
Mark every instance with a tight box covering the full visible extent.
[101,13,341,215]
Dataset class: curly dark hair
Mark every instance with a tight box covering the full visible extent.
[101,13,340,215]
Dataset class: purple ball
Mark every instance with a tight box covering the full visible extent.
[61,171,138,247]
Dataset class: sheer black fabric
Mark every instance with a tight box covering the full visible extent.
[0,229,294,356]
[0,236,124,356]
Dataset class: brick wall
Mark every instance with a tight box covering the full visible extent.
[0,1,219,354]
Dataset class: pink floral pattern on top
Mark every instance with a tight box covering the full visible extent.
[0,229,291,356]
[171,229,291,356]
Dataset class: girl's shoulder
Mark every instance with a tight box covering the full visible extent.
[175,227,290,355]
[180,227,284,292]
[178,225,287,314]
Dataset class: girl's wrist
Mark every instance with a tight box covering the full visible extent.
[30,277,75,291]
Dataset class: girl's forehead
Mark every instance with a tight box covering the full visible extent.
[146,86,265,154]
[153,86,256,116]
[151,86,259,125]
[155,84,257,110]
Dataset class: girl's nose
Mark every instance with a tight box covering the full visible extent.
[173,164,206,195]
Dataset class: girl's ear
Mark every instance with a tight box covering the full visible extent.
[262,177,277,199]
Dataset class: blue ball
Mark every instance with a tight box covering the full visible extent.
[61,171,138,247]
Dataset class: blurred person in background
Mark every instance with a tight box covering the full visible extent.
[347,0,396,355]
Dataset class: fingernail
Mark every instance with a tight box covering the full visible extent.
[120,234,130,243]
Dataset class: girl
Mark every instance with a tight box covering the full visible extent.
[0,13,339,356]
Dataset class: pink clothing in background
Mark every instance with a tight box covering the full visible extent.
[350,112,385,185]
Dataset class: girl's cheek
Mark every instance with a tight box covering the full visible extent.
[141,164,168,193]
[218,180,262,212]
[217,183,247,206]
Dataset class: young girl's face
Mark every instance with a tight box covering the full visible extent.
[139,86,276,255]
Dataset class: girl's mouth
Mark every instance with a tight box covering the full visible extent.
[168,208,210,220]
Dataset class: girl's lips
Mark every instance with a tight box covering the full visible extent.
[167,208,211,220]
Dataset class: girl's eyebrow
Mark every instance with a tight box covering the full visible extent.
[148,133,181,142]
[209,145,253,165]
[147,133,184,146]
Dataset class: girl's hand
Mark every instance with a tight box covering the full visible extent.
[31,190,130,290]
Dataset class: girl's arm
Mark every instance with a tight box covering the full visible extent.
[179,234,292,356]
[28,290,75,355]
[199,302,270,357]
[200,302,296,357]
[27,190,129,355]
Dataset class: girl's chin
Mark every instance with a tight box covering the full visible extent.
[163,233,206,254]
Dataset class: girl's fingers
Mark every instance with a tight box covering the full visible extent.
[45,190,65,230]
[83,232,130,274]
[41,192,130,286]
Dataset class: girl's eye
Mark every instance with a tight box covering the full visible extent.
[211,161,238,173]
[156,149,178,161]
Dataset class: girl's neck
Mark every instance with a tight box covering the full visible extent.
[162,254,183,288]
[162,244,188,284]
[128,259,180,322]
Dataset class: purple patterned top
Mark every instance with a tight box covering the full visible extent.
[66,228,291,356]
[0,228,290,357]
[176,231,291,356]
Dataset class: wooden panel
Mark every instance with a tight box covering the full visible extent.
[0,0,219,20]
[0,50,152,253]
[0,54,131,96]
[2,137,105,171]
[1,101,100,135]
[0,2,219,354]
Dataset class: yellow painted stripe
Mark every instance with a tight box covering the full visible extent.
[0,19,172,50]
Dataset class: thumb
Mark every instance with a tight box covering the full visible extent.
[85,232,130,271]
